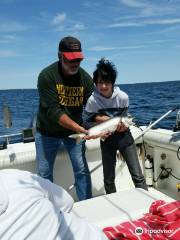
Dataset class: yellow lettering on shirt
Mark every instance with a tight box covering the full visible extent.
[56,84,84,107]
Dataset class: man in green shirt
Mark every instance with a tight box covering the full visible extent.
[35,36,93,201]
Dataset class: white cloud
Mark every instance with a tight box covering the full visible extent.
[53,26,65,32]
[0,50,18,57]
[108,17,180,28]
[52,13,66,25]
[120,0,149,8]
[53,23,85,32]
[159,24,180,34]
[149,18,180,25]
[0,34,17,43]
[0,22,27,33]
[89,45,147,51]
[89,46,118,51]
[72,23,85,30]
[119,0,179,18]
[108,22,143,27]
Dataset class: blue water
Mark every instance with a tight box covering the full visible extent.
[0,81,180,140]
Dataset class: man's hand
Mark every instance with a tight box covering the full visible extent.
[78,126,88,135]
[83,131,112,140]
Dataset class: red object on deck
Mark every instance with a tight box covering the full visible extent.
[103,200,180,240]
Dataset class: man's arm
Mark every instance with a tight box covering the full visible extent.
[59,114,88,134]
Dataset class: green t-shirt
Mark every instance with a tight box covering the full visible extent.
[36,61,93,137]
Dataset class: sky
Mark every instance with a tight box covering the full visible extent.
[0,0,180,89]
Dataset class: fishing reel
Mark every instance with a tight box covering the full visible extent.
[173,110,180,132]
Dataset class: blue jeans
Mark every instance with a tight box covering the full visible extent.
[35,131,92,201]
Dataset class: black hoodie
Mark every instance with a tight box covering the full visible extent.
[36,61,93,137]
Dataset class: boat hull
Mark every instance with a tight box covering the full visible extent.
[0,126,179,200]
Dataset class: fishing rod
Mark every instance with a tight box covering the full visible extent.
[135,106,178,141]
[0,133,22,139]
[66,106,179,193]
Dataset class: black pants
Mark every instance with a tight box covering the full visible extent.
[100,131,148,194]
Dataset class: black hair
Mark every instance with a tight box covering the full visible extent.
[93,58,117,85]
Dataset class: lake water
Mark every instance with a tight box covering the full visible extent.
[0,80,180,140]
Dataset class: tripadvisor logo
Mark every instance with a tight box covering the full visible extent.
[135,227,143,235]
[135,227,173,235]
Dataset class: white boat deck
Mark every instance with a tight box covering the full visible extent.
[72,187,174,228]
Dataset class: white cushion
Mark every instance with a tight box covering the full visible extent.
[72,188,174,228]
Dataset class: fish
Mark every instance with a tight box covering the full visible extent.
[2,103,12,128]
[69,116,134,140]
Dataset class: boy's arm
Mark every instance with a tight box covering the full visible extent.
[82,110,97,129]
[94,115,110,123]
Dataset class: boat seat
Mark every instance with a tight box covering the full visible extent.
[72,188,174,228]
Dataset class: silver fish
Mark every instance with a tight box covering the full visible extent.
[3,103,12,128]
[69,116,134,140]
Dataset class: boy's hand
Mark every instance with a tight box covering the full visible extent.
[116,121,128,132]
[95,115,110,123]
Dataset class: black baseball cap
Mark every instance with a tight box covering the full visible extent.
[59,36,84,60]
